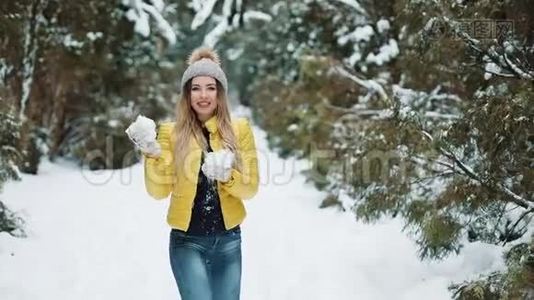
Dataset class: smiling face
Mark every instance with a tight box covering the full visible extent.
[190,76,218,122]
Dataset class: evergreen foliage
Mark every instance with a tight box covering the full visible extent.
[0,0,532,296]
[0,107,25,236]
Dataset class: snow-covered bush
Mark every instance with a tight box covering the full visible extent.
[0,108,25,237]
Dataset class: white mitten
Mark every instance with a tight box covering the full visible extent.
[125,115,162,157]
[201,149,235,182]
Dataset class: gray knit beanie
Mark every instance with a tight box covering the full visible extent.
[180,47,228,94]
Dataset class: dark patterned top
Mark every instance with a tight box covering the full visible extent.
[186,126,239,236]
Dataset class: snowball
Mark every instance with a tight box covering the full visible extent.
[201,149,235,181]
[205,149,235,169]
[125,115,161,156]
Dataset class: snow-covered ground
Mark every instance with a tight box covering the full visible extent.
[0,122,505,300]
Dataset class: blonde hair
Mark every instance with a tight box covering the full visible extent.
[173,78,242,175]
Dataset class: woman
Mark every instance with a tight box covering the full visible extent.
[142,47,259,300]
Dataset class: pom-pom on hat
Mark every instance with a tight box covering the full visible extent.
[180,47,228,94]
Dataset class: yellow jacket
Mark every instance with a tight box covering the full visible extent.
[143,115,259,231]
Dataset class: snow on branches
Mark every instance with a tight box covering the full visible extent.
[122,0,176,45]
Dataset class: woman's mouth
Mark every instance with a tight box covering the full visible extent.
[197,101,211,108]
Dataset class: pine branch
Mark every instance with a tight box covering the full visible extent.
[409,154,455,174]
[322,99,394,121]
[335,64,533,209]
[332,0,367,16]
[504,53,534,80]
[456,30,534,81]
[424,111,461,120]
[503,208,534,246]
[408,171,455,185]
[333,66,389,101]
[424,131,534,210]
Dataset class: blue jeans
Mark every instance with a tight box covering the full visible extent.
[169,228,242,300]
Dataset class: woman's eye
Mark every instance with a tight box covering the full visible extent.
[191,86,215,91]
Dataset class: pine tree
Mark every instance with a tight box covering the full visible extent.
[0,0,180,171]
[217,0,533,297]
[0,106,25,236]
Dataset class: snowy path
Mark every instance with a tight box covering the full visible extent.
[0,124,504,300]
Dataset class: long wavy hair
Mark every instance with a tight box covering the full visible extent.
[173,79,242,175]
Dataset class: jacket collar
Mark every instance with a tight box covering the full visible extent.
[203,114,218,133]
